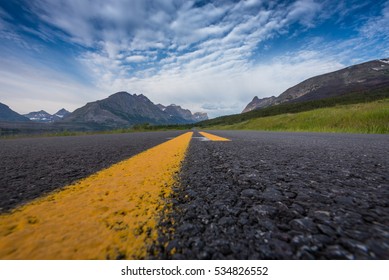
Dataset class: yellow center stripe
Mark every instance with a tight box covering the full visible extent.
[199,131,231,141]
[0,132,193,260]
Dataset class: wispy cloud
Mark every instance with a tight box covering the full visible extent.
[0,0,388,116]
[0,55,100,114]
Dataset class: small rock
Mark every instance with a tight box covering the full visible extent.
[177,223,195,232]
[335,196,355,206]
[189,237,205,251]
[211,239,232,255]
[218,216,235,226]
[262,187,283,202]
[276,201,289,212]
[313,210,331,222]
[241,188,260,198]
[297,246,316,260]
[312,234,333,247]
[324,245,354,259]
[291,234,312,247]
[238,215,249,226]
[344,229,370,241]
[290,218,318,233]
[284,191,297,199]
[251,205,278,217]
[291,203,305,215]
[259,218,276,231]
[340,238,369,255]
[367,239,389,258]
[197,250,211,259]
[317,224,336,236]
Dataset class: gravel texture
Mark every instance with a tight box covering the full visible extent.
[152,131,389,259]
[0,131,183,213]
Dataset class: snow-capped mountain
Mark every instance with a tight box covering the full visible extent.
[24,109,70,123]
[157,104,208,122]
[54,108,70,119]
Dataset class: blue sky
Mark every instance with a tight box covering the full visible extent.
[0,0,388,117]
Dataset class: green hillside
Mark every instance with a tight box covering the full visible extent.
[197,88,389,128]
[208,98,389,134]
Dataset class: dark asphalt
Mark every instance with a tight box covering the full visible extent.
[1,130,388,259]
[152,130,389,259]
[0,131,183,212]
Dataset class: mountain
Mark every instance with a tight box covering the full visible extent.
[162,104,208,122]
[24,108,71,123]
[164,104,192,120]
[192,112,208,122]
[242,96,276,113]
[24,110,54,122]
[156,104,166,111]
[62,92,192,128]
[54,108,70,119]
[243,58,389,112]
[0,102,30,122]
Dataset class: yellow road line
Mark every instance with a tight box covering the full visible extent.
[0,132,193,260]
[199,131,231,141]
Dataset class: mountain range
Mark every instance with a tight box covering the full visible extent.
[157,103,208,122]
[62,92,207,128]
[243,58,389,113]
[1,58,388,135]
[0,91,208,133]
[24,109,71,123]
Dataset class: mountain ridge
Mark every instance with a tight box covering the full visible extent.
[243,58,389,113]
[62,91,208,128]
[23,109,71,123]
[0,102,31,122]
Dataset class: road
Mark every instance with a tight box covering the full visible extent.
[0,130,388,259]
[0,131,183,212]
[154,130,389,259]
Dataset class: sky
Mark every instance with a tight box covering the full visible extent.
[0,0,388,118]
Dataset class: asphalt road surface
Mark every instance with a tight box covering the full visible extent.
[1,130,388,259]
[152,130,389,259]
[0,131,183,212]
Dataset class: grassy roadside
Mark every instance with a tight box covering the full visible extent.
[2,91,388,138]
[208,99,389,134]
[0,123,188,139]
[197,88,389,127]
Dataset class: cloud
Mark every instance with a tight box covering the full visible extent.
[0,55,103,114]
[125,55,148,63]
[1,0,388,117]
[359,1,389,40]
[286,0,322,27]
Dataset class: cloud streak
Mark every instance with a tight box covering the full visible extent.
[0,0,388,117]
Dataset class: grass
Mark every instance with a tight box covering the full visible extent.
[0,122,190,139]
[208,99,389,134]
[2,89,388,138]
[197,88,389,127]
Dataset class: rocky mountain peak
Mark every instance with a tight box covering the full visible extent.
[63,91,201,128]
[242,58,389,113]
[24,108,70,123]
[242,96,276,113]
[0,102,30,122]
[192,112,208,121]
[159,103,208,122]
[54,108,70,118]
